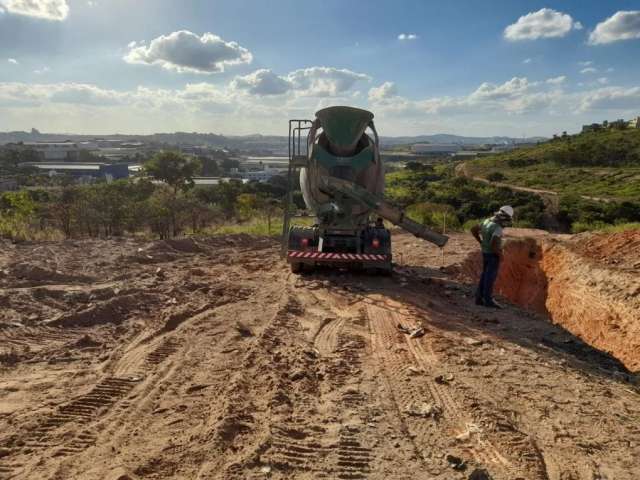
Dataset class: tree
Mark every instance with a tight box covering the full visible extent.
[143,152,202,236]
[50,186,79,237]
[200,157,221,176]
[143,151,202,195]
[0,190,37,240]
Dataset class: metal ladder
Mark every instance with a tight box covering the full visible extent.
[281,119,313,257]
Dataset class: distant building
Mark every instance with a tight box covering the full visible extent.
[0,178,18,192]
[242,167,285,182]
[582,123,602,133]
[192,177,250,186]
[242,156,289,169]
[22,141,80,161]
[610,119,627,130]
[628,117,640,129]
[411,144,461,154]
[18,162,129,182]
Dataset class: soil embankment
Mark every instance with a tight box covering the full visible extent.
[461,230,640,372]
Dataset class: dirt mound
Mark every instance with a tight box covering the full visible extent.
[200,233,277,250]
[49,293,159,328]
[6,263,94,286]
[572,230,640,270]
[162,238,203,253]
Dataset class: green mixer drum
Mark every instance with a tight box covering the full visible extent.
[315,106,374,155]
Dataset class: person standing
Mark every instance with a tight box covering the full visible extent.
[470,205,514,308]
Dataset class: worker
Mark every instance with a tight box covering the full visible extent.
[470,205,514,308]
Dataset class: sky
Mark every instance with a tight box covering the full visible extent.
[1,0,640,137]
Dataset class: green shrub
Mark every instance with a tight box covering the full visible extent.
[487,172,506,182]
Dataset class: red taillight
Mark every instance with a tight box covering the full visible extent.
[372,238,380,248]
[301,238,309,247]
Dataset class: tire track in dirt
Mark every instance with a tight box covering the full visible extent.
[313,317,345,356]
[366,299,549,479]
[0,326,84,355]
[0,376,142,478]
[1,318,193,478]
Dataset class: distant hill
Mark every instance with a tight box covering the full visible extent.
[380,134,547,146]
[463,128,640,200]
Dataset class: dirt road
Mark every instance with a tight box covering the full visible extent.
[1,232,639,479]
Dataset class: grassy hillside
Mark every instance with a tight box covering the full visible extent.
[385,164,547,229]
[464,128,640,200]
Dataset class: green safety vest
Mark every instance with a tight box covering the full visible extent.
[480,218,503,254]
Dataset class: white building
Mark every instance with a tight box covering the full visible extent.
[243,167,286,182]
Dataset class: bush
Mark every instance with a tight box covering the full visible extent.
[487,172,506,182]
[406,202,461,231]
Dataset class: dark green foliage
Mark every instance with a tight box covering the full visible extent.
[385,167,546,228]
[487,172,506,182]
[558,195,640,230]
[143,151,202,193]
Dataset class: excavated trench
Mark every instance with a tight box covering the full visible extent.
[462,235,640,373]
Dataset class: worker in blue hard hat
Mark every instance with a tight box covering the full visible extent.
[470,205,514,308]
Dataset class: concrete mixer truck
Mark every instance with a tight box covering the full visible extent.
[282,106,449,274]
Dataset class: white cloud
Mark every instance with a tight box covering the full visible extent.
[124,30,252,74]
[231,69,291,96]
[368,82,398,103]
[580,67,597,74]
[597,77,609,85]
[580,86,640,111]
[589,11,640,45]
[546,75,566,85]
[33,66,50,74]
[578,60,593,67]
[469,77,530,101]
[49,84,126,106]
[1,0,69,21]
[0,82,125,107]
[286,67,370,97]
[504,8,581,41]
[398,33,419,41]
[522,58,532,64]
[7,58,18,65]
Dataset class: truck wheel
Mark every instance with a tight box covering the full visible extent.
[377,265,393,276]
[291,262,302,274]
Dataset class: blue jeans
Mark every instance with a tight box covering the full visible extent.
[476,253,500,304]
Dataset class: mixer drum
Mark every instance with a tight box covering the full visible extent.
[300,106,384,220]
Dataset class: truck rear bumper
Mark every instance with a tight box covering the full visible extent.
[287,251,389,263]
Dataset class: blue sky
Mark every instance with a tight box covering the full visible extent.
[1,0,640,136]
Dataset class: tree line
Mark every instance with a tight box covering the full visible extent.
[0,151,290,241]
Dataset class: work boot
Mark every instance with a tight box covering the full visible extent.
[484,299,503,309]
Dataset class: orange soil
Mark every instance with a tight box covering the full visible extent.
[0,231,639,480]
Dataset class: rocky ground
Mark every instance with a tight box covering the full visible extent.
[0,229,639,480]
